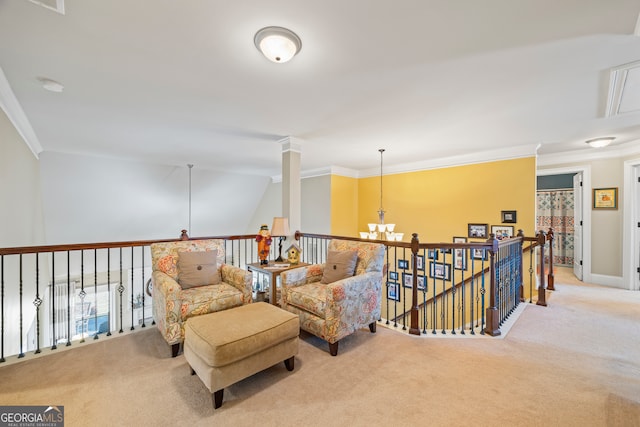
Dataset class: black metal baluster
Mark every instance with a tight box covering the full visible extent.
[118,247,124,333]
[141,246,146,328]
[34,253,42,354]
[18,254,24,358]
[51,251,57,349]
[470,253,475,335]
[431,259,437,335]
[66,251,71,346]
[80,251,86,343]
[459,252,465,335]
[451,249,456,335]
[440,251,446,335]
[93,249,99,340]
[106,249,112,336]
[130,247,135,331]
[480,254,486,335]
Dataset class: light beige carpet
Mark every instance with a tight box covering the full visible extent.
[1,267,639,427]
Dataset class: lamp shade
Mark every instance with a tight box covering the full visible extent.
[254,26,301,63]
[271,217,290,237]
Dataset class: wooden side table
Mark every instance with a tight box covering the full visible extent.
[247,262,309,305]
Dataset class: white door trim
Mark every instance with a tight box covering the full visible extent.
[623,158,640,291]
[536,165,592,284]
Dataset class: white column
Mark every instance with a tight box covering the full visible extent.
[279,137,302,241]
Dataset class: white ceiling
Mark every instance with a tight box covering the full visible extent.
[2,0,640,177]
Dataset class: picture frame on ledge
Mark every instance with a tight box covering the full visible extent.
[491,225,514,240]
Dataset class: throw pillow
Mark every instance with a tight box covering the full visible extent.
[177,250,220,289]
[321,250,358,284]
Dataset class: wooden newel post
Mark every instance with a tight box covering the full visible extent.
[485,234,501,337]
[536,230,548,306]
[409,233,421,336]
[517,229,525,302]
[180,229,189,240]
[546,228,555,291]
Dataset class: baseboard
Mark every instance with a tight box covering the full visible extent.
[590,273,625,289]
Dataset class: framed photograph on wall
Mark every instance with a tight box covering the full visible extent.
[402,272,413,288]
[429,262,451,281]
[428,249,439,260]
[471,246,487,260]
[398,259,409,270]
[501,210,517,223]
[453,248,467,270]
[491,225,514,240]
[417,275,427,291]
[389,271,398,281]
[468,223,488,238]
[415,255,425,271]
[593,187,618,210]
[387,282,400,301]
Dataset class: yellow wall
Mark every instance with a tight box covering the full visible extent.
[356,157,537,242]
[330,175,359,236]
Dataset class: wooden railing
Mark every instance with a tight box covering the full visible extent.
[0,228,554,362]
[0,231,265,362]
[297,230,550,337]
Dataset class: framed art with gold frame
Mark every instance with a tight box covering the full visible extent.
[593,187,618,210]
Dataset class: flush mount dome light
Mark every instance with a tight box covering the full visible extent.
[254,26,301,63]
[585,137,615,148]
[38,77,64,93]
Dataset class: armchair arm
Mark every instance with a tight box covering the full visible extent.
[151,270,183,345]
[324,271,383,343]
[220,264,253,304]
[281,264,324,288]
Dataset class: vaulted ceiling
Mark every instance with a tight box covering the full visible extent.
[2,0,640,177]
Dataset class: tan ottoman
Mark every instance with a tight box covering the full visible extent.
[184,302,299,409]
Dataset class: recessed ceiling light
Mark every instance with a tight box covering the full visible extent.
[585,137,615,148]
[38,77,64,93]
[254,26,301,63]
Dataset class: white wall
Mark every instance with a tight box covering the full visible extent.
[246,175,332,236]
[39,152,271,243]
[0,109,45,247]
[0,108,45,356]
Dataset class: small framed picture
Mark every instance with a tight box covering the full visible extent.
[415,255,425,271]
[387,282,400,301]
[468,223,488,238]
[398,259,409,270]
[593,188,618,210]
[417,275,427,291]
[471,247,487,260]
[491,225,514,240]
[428,249,439,260]
[402,272,413,288]
[501,210,517,223]
[389,271,398,281]
[429,262,451,281]
[453,236,467,244]
[453,248,467,270]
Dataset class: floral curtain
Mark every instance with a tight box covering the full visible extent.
[536,190,574,266]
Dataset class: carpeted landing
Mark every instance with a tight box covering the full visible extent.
[1,267,639,426]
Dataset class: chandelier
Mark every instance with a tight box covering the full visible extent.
[360,149,403,241]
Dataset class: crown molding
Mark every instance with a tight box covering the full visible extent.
[358,144,540,178]
[0,67,42,159]
[271,165,359,183]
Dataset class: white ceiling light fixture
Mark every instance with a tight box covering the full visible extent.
[254,26,301,63]
[585,137,615,148]
[38,77,64,93]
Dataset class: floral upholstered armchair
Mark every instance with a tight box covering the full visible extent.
[150,239,252,357]
[280,239,385,356]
